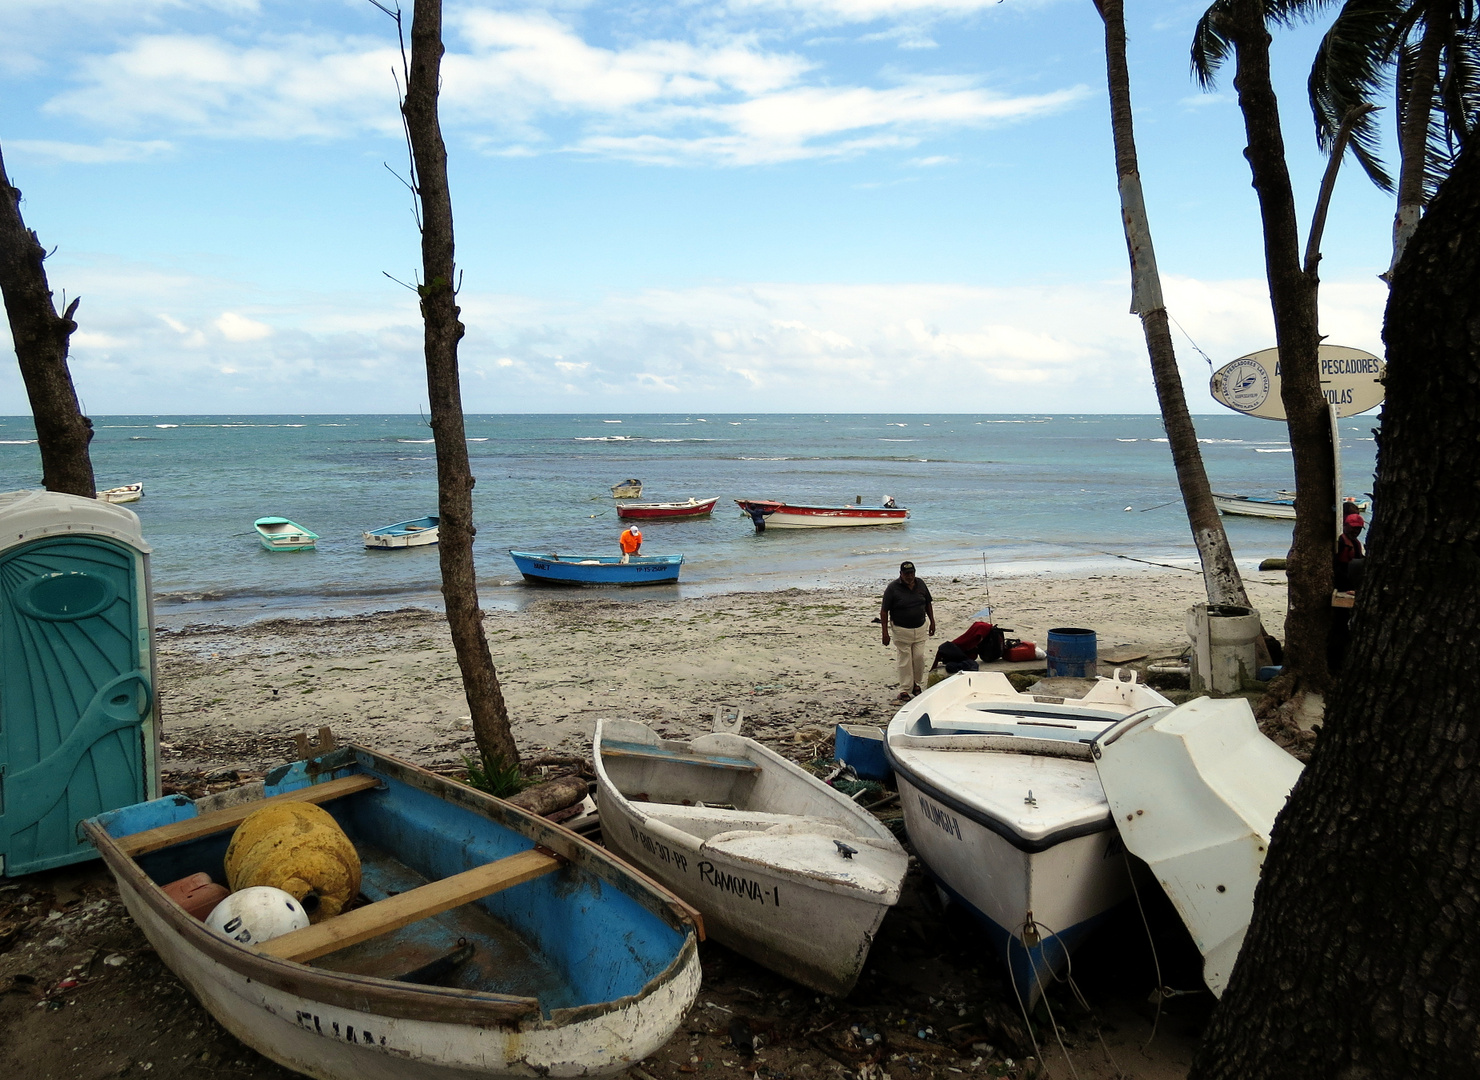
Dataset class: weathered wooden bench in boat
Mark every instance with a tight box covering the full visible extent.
[83,745,703,1080]
[594,719,908,996]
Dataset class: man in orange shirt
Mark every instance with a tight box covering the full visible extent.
[619,525,642,563]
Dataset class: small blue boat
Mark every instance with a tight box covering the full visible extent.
[82,744,702,1080]
[509,550,683,586]
[364,515,440,549]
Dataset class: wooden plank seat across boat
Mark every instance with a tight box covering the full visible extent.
[83,744,703,1080]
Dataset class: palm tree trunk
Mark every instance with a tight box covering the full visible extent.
[1189,132,1480,1080]
[1224,0,1334,697]
[403,0,519,768]
[1388,14,1448,274]
[0,143,95,498]
[1097,0,1251,609]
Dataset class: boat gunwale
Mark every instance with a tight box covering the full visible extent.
[84,744,701,1029]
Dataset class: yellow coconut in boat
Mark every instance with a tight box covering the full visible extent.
[225,802,360,923]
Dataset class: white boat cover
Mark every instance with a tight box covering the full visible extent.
[1091,697,1303,996]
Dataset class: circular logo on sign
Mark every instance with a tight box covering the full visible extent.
[1222,360,1270,412]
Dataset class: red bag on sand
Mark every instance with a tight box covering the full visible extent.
[162,872,230,921]
[1005,641,1039,662]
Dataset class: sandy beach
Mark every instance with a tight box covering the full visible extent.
[1,565,1291,1080]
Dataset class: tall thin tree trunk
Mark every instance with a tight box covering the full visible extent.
[1388,14,1448,274]
[403,0,518,768]
[1098,0,1251,609]
[0,143,95,498]
[1225,0,1334,698]
[1189,133,1480,1080]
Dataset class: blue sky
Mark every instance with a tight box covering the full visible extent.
[1,0,1396,414]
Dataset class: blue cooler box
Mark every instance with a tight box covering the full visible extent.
[834,724,891,781]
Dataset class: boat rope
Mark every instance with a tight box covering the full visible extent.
[1015,916,1126,1080]
[1167,311,1217,370]
[1120,853,1202,1051]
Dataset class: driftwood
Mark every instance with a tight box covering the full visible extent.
[505,776,589,817]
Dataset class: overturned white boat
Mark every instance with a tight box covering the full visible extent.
[886,670,1173,1005]
[1091,696,1302,996]
[593,718,908,996]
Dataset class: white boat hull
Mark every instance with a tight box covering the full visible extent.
[99,483,143,504]
[595,721,907,996]
[1211,494,1296,520]
[760,510,903,528]
[115,873,699,1080]
[364,527,440,549]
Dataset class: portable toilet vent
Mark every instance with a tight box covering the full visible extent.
[0,490,160,877]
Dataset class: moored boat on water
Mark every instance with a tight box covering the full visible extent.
[610,479,643,499]
[99,482,144,504]
[885,669,1173,1005]
[735,499,908,529]
[593,719,908,996]
[1213,491,1370,520]
[363,515,440,549]
[83,744,702,1080]
[615,497,719,521]
[254,516,318,552]
[509,550,682,586]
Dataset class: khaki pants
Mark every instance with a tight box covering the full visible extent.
[891,622,929,692]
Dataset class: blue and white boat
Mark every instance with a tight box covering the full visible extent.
[363,515,440,549]
[885,670,1173,1007]
[509,550,683,586]
[83,744,702,1080]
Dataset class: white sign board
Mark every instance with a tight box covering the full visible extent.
[1209,345,1385,420]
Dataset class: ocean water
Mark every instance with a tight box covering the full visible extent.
[0,413,1380,625]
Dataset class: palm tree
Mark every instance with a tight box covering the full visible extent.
[1308,0,1480,273]
[1192,0,1338,703]
[1094,0,1255,612]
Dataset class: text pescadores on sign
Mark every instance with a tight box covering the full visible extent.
[1209,345,1385,420]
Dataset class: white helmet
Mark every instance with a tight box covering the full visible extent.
[205,886,311,945]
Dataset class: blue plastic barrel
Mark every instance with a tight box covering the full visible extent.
[1046,627,1097,678]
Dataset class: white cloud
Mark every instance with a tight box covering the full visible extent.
[214,311,273,341]
[5,138,174,164]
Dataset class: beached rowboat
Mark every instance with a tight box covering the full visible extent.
[363,516,440,549]
[885,670,1173,1006]
[734,499,908,529]
[509,550,682,586]
[615,497,719,521]
[254,516,318,552]
[83,744,702,1080]
[594,719,908,996]
[99,483,144,504]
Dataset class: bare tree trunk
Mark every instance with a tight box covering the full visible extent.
[1388,14,1448,275]
[0,143,95,498]
[1224,0,1334,699]
[403,0,518,768]
[1189,134,1480,1080]
[1098,0,1251,609]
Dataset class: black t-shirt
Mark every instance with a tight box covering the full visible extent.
[882,578,933,629]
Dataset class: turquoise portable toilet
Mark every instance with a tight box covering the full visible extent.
[0,490,160,877]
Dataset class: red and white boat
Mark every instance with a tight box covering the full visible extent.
[735,498,909,529]
[615,496,719,521]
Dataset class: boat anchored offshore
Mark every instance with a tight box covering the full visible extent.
[508,550,682,586]
[885,669,1173,1005]
[610,479,643,499]
[615,497,719,521]
[363,516,440,549]
[84,744,702,1080]
[99,483,144,504]
[254,517,318,552]
[593,719,908,996]
[735,499,908,529]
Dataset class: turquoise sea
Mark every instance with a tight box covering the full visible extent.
[0,413,1380,625]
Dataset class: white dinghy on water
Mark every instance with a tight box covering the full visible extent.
[593,718,908,996]
[885,670,1174,1006]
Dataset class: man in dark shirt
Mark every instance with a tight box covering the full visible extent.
[880,561,935,701]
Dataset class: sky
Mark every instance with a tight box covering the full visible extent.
[0,0,1400,414]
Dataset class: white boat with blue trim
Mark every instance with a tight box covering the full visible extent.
[83,744,702,1080]
[364,515,439,549]
[593,719,908,996]
[885,670,1173,1006]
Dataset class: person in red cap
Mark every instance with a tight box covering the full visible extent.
[1335,512,1366,591]
[619,525,642,563]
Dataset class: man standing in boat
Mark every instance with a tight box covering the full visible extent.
[619,525,642,563]
[881,561,935,701]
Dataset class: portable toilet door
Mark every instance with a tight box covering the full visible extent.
[0,490,160,877]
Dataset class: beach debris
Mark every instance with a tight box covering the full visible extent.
[713,706,745,734]
[225,802,361,922]
[729,1016,757,1055]
[506,775,589,818]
